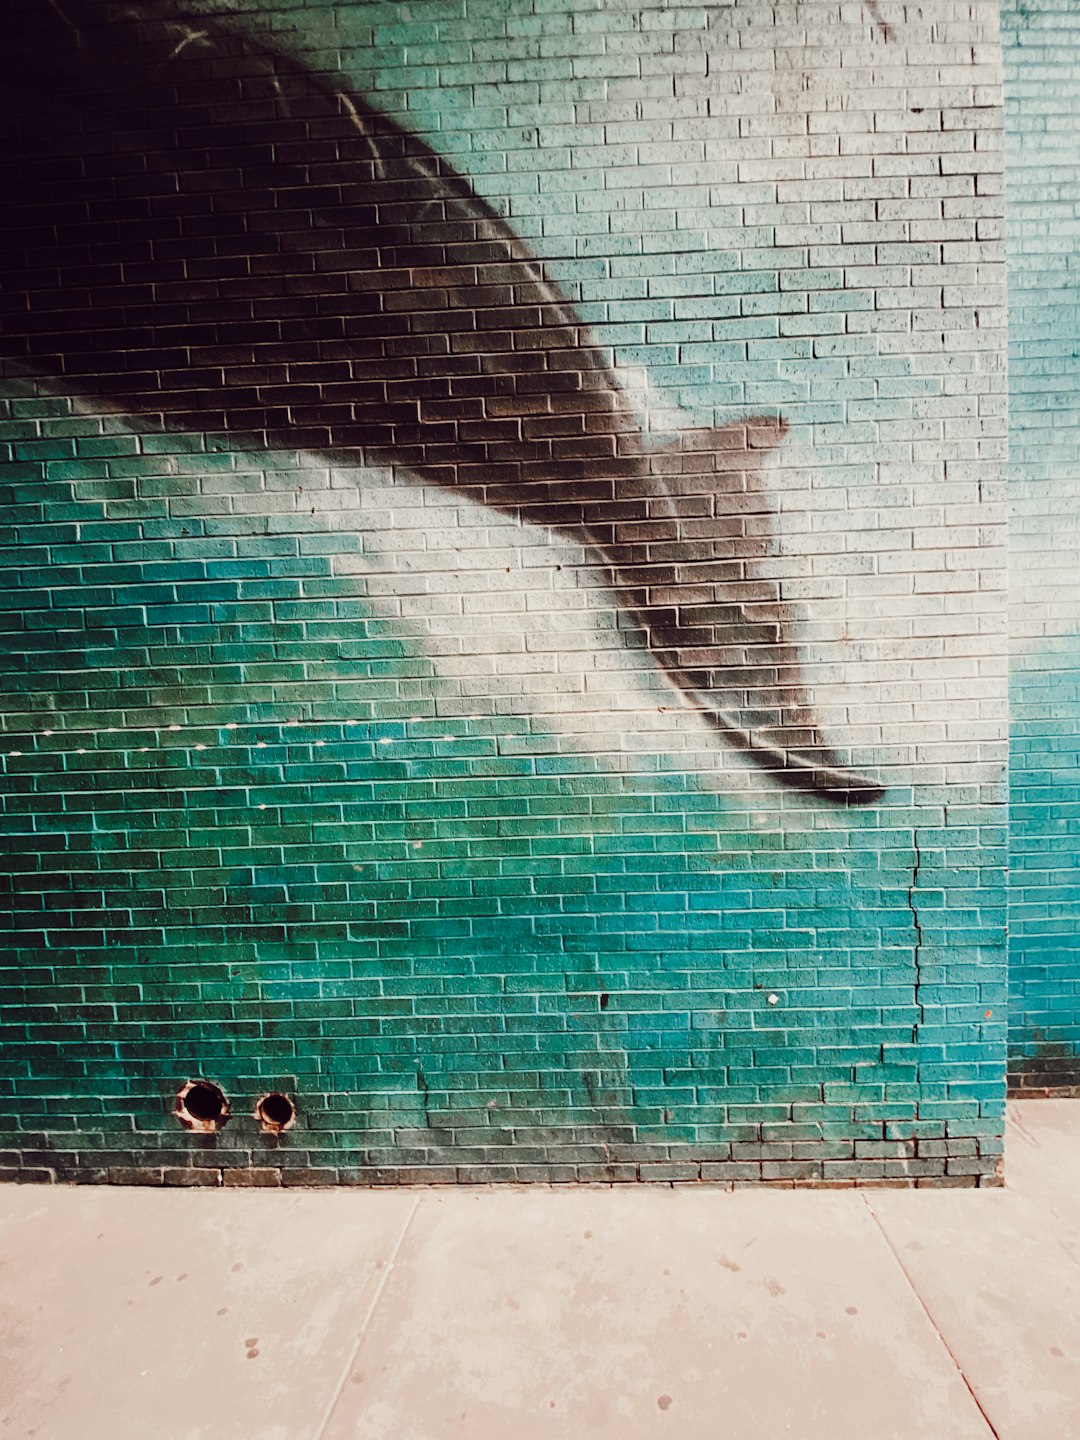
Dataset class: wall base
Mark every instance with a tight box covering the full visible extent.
[0,1161,1005,1190]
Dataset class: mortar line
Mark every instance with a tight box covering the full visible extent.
[861,1194,1002,1440]
[313,1194,423,1440]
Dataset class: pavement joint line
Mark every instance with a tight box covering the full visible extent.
[313,1195,423,1440]
[1053,1231,1080,1273]
[861,1194,1002,1440]
[1006,1104,1040,1148]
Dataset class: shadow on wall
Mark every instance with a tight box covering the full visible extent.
[0,0,883,804]
[1009,1043,1080,1095]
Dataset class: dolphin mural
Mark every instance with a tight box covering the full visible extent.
[0,0,885,802]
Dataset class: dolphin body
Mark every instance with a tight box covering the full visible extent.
[0,0,885,802]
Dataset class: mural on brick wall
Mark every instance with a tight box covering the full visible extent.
[2,0,883,802]
[0,0,1008,1185]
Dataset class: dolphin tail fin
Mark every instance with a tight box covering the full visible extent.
[607,416,886,804]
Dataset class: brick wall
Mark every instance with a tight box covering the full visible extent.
[0,0,1008,1186]
[1002,0,1080,1094]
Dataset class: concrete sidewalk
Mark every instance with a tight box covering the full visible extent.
[1,1101,1077,1440]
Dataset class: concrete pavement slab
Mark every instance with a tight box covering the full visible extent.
[321,1187,992,1440]
[1006,1100,1080,1232]
[4,1103,1079,1440]
[0,1185,418,1440]
[869,1183,1080,1440]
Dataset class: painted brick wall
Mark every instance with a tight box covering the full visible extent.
[1002,0,1080,1094]
[0,0,1007,1186]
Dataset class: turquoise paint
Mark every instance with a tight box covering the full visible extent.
[1003,0,1080,1084]
[0,405,1006,1173]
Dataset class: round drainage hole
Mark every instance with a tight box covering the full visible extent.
[175,1080,230,1131]
[256,1092,296,1131]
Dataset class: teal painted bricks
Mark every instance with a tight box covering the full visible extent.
[0,0,1009,1185]
[1002,0,1080,1093]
